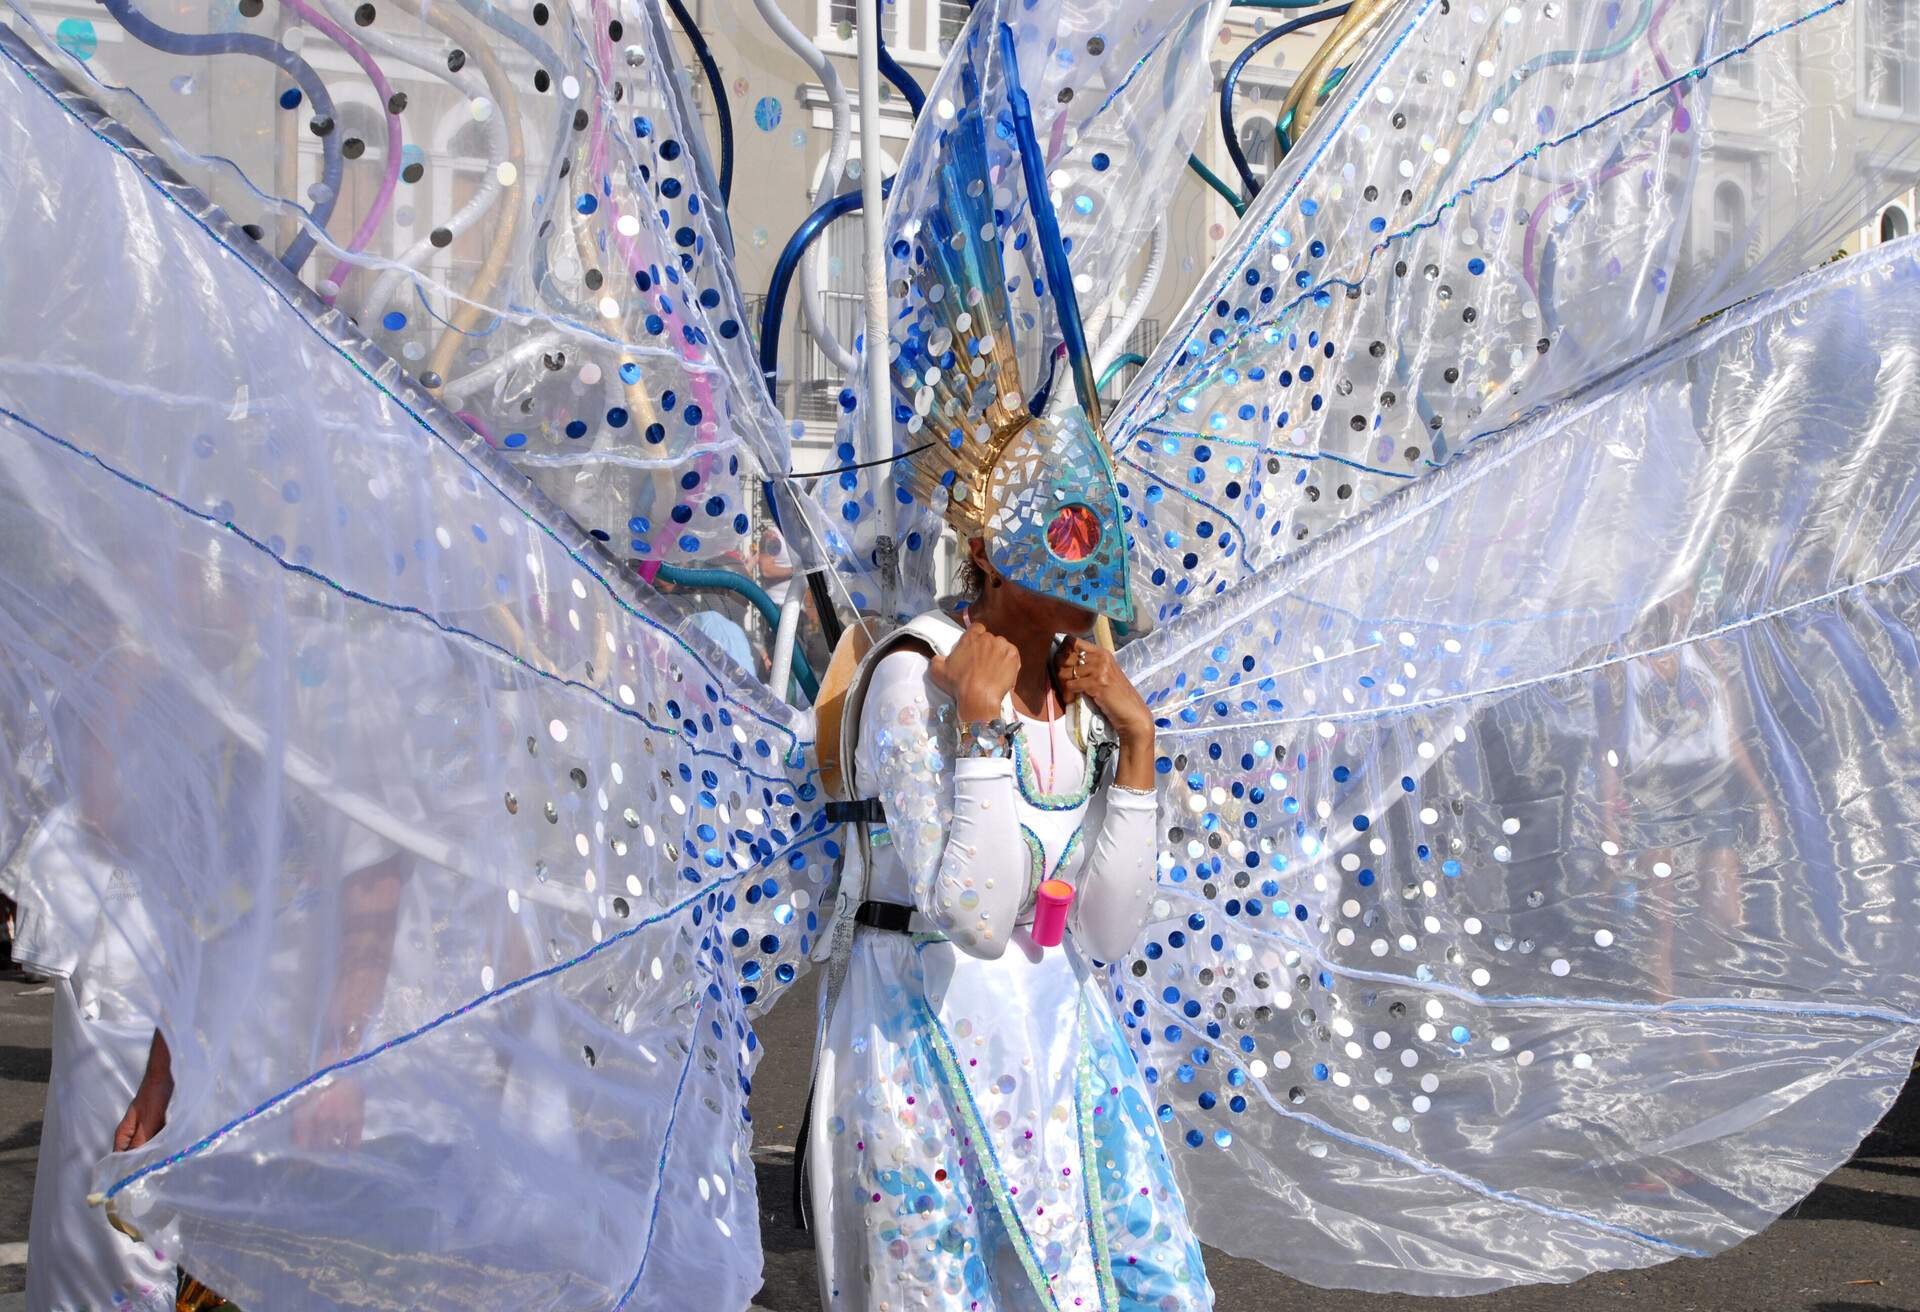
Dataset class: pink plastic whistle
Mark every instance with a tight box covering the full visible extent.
[1032,879,1075,948]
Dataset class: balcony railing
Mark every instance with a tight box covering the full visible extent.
[1098,317,1161,407]
[794,288,865,424]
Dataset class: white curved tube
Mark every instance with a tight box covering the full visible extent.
[439,330,567,403]
[360,120,509,322]
[1093,214,1167,378]
[770,585,803,705]
[328,7,510,322]
[751,0,857,375]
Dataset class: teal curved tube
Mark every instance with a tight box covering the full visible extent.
[651,562,821,703]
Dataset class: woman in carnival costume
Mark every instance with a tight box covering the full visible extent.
[813,533,1207,1308]
[809,384,1207,1308]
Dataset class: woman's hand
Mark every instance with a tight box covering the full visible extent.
[114,1029,173,1151]
[929,617,1021,723]
[1055,639,1153,745]
[1056,639,1156,791]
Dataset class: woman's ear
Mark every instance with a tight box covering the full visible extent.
[967,536,1003,589]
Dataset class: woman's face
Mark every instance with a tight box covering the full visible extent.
[972,537,1098,636]
[1013,575,1099,636]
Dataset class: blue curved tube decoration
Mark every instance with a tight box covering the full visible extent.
[1027,351,1058,421]
[663,0,734,205]
[98,0,341,274]
[1096,352,1147,394]
[757,175,895,395]
[875,0,927,118]
[1221,4,1350,200]
[756,173,898,661]
[653,562,820,701]
[999,23,1098,419]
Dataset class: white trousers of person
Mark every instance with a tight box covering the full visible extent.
[11,807,175,1312]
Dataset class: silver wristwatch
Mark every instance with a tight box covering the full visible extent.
[958,717,1019,760]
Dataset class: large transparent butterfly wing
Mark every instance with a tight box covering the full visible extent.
[1111,232,1920,1293]
[0,38,831,1308]
[3,0,805,572]
[1110,0,1920,625]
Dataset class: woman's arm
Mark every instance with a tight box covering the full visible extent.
[1074,784,1158,961]
[1054,637,1161,959]
[859,649,1027,958]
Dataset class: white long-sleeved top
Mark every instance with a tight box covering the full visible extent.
[854,646,1158,961]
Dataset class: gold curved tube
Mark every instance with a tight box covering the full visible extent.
[1278,0,1397,147]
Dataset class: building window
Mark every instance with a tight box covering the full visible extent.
[1097,318,1161,408]
[1236,115,1278,185]
[823,0,968,59]
[935,0,969,54]
[826,0,900,47]
[1863,0,1919,116]
[795,212,867,420]
[1711,180,1746,263]
[1883,205,1911,243]
[1721,0,1757,92]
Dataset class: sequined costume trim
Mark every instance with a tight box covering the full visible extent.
[1021,823,1046,905]
[911,993,1064,1312]
[1020,822,1086,914]
[1015,724,1093,810]
[1075,992,1121,1312]
[1053,825,1084,881]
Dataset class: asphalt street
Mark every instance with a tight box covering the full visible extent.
[0,969,1914,1310]
[0,973,50,1300]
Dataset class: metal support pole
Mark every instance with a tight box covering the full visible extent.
[854,0,894,584]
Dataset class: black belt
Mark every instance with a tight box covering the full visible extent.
[852,899,915,933]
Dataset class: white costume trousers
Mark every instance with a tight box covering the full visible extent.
[28,976,174,1312]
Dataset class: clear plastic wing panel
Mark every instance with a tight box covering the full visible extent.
[1111,0,1920,626]
[1113,233,1920,1293]
[0,45,832,1309]
[4,0,818,571]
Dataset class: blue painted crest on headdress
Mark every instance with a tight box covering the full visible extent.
[887,15,1135,624]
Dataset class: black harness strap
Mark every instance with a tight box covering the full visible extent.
[824,797,885,824]
[1092,738,1117,792]
[853,899,916,933]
